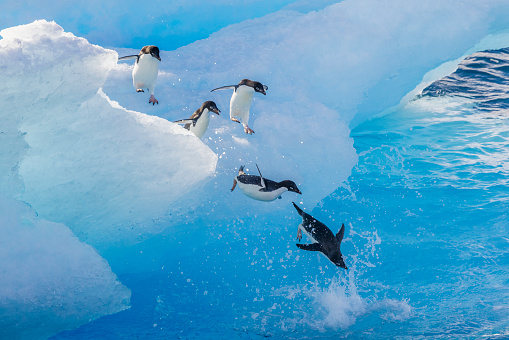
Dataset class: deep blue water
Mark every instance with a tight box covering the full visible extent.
[52,48,509,339]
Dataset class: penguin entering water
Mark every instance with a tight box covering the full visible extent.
[119,45,161,105]
[292,202,348,269]
[174,101,220,139]
[231,164,301,201]
[210,79,267,135]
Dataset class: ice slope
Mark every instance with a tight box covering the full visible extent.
[0,20,217,248]
[0,196,130,340]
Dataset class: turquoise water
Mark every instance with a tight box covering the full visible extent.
[52,49,509,339]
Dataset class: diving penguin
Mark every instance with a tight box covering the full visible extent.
[292,202,348,269]
[118,45,161,105]
[210,79,267,135]
[231,164,301,201]
[174,101,221,139]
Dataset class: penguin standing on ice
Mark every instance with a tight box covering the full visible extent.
[210,79,267,135]
[118,45,161,105]
[292,202,348,269]
[174,101,221,139]
[231,164,301,201]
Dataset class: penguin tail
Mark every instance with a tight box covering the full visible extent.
[292,202,304,216]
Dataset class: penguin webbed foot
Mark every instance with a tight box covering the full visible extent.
[136,89,144,93]
[231,179,237,192]
[244,126,255,135]
[231,118,241,124]
[296,229,302,242]
[149,95,159,105]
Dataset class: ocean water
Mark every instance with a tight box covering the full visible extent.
[50,49,509,338]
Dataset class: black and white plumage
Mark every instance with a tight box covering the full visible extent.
[293,202,347,269]
[231,164,301,201]
[174,101,220,139]
[119,45,161,105]
[210,79,267,135]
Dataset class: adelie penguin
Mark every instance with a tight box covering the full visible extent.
[292,202,348,269]
[174,101,220,139]
[210,79,267,135]
[118,45,161,105]
[231,164,301,201]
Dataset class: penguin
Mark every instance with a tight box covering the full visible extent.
[174,101,221,139]
[118,45,161,105]
[210,79,267,135]
[292,202,347,269]
[231,164,301,201]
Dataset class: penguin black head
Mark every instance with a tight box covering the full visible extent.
[202,100,220,115]
[239,79,267,95]
[329,251,348,269]
[253,81,267,95]
[279,180,302,194]
[141,45,161,61]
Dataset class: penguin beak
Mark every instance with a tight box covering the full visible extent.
[212,108,220,115]
[152,53,161,61]
[297,190,302,194]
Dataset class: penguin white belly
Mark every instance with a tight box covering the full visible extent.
[189,109,210,139]
[133,54,160,95]
[230,86,254,125]
[237,180,287,201]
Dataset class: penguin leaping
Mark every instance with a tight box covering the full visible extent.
[292,202,347,269]
[211,79,267,135]
[119,45,161,105]
[174,101,220,139]
[231,164,301,201]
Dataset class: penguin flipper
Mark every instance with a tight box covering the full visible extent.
[118,55,139,61]
[174,119,194,125]
[296,243,323,252]
[336,224,345,244]
[255,164,266,190]
[210,85,238,92]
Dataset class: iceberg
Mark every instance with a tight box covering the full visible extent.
[0,196,130,340]
[1,0,509,338]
